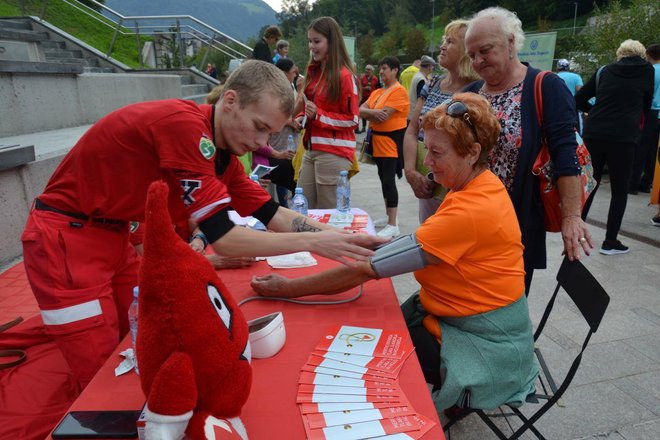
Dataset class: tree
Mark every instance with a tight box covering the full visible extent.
[572,0,659,75]
[404,28,428,60]
[277,0,312,37]
[357,33,375,65]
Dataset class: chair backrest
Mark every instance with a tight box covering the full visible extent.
[534,257,609,341]
[556,257,610,333]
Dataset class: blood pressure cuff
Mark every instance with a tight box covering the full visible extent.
[370,234,427,279]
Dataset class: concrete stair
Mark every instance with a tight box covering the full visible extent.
[0,18,115,73]
[0,17,222,266]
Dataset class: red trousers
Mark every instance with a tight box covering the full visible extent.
[21,210,139,387]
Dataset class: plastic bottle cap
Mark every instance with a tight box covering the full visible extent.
[340,170,348,176]
[133,287,139,298]
[295,187,303,194]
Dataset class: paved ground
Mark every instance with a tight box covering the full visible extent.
[350,134,660,439]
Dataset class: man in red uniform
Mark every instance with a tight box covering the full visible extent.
[22,60,386,387]
[358,64,380,133]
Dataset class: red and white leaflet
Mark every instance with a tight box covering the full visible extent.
[304,406,416,429]
[299,393,412,415]
[316,325,414,359]
[306,355,397,379]
[367,414,436,439]
[301,402,375,414]
[312,349,412,377]
[298,383,401,396]
[299,371,394,388]
[305,415,421,440]
[300,400,409,414]
[296,392,402,404]
[301,364,393,381]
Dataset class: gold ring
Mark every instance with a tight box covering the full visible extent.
[579,237,587,243]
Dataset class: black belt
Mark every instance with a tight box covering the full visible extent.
[34,199,126,226]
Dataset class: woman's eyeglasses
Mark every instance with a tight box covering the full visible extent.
[443,100,479,144]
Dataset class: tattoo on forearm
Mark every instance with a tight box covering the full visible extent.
[291,216,321,232]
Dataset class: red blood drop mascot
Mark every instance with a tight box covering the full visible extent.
[138,181,251,439]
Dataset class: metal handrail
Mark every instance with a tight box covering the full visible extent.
[35,0,251,67]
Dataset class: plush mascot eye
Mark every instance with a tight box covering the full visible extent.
[207,284,232,335]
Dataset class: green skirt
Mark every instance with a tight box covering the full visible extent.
[404,294,539,411]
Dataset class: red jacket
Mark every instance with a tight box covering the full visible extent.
[360,73,380,102]
[302,64,359,161]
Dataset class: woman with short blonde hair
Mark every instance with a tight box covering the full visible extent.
[576,40,654,254]
[403,19,479,223]
[616,39,646,60]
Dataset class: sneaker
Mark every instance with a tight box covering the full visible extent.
[377,224,400,238]
[599,239,630,255]
[373,217,389,227]
[651,216,660,227]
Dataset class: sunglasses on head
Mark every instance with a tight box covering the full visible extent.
[443,100,479,144]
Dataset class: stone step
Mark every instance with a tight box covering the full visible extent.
[180,75,192,85]
[0,59,83,74]
[181,83,209,96]
[0,28,49,42]
[44,57,99,67]
[40,40,66,50]
[0,144,35,171]
[83,66,115,73]
[0,19,32,31]
[43,48,83,59]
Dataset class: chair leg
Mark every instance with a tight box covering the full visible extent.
[535,347,559,395]
[510,407,547,440]
[475,410,510,440]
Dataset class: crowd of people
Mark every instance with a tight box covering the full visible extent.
[20,5,658,422]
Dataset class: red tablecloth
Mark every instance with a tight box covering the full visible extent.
[49,256,444,439]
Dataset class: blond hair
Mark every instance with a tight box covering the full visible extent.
[206,84,224,105]
[443,20,480,82]
[616,39,646,60]
[222,60,294,115]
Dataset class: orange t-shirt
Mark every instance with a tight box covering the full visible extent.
[366,83,409,157]
[414,170,525,340]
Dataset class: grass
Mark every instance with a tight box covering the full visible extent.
[0,0,146,68]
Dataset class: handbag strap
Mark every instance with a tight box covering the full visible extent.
[534,70,551,129]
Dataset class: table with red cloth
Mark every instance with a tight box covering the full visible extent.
[47,254,444,439]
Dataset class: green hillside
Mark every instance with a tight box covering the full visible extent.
[0,0,144,67]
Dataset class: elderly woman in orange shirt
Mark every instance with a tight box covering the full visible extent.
[359,56,410,238]
[252,93,538,412]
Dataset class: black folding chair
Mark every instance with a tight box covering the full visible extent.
[443,257,610,440]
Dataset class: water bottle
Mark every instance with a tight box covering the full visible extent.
[336,170,351,213]
[287,134,297,153]
[128,286,139,374]
[291,187,308,216]
[248,175,267,230]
